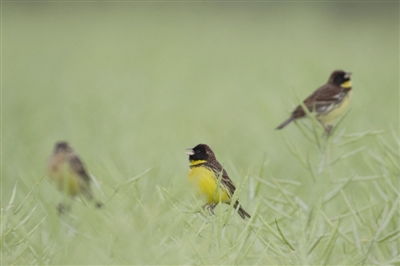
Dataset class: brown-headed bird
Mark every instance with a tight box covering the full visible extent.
[186,144,251,219]
[276,70,352,134]
[48,141,102,212]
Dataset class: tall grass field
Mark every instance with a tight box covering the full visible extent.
[2,2,399,265]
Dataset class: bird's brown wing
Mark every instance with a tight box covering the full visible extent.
[220,169,236,197]
[206,159,236,197]
[308,84,350,114]
[68,153,95,200]
[69,154,91,184]
[292,83,347,118]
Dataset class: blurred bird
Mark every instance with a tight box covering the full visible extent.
[48,141,102,213]
[276,70,352,134]
[186,144,251,219]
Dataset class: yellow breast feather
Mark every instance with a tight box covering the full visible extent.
[50,162,84,196]
[188,166,230,204]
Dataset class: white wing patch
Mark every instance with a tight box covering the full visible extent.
[315,92,347,114]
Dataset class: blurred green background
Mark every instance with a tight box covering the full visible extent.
[2,2,399,265]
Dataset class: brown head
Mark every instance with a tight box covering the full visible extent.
[328,70,352,88]
[186,144,217,162]
[53,141,73,154]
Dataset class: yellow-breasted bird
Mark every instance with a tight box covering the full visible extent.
[186,144,251,219]
[276,70,352,133]
[48,141,102,211]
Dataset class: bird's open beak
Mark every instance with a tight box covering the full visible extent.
[345,72,352,79]
[185,148,194,156]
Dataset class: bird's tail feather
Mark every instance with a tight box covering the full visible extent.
[276,117,294,130]
[233,200,251,219]
[83,188,103,208]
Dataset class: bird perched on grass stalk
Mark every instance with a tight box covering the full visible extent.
[48,141,102,213]
[276,70,352,134]
[186,144,251,219]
